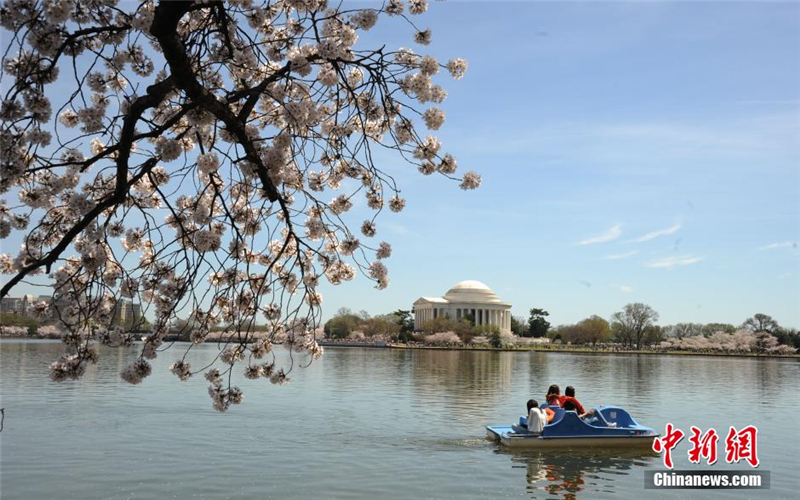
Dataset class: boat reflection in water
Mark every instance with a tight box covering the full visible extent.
[500,448,658,499]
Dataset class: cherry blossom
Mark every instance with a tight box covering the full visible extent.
[0,0,479,411]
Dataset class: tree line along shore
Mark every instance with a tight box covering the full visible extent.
[319,304,798,356]
[2,303,797,357]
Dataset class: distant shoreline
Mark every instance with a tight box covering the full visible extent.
[2,337,796,359]
[321,342,800,359]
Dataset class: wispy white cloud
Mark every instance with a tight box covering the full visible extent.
[579,224,622,245]
[618,285,634,293]
[603,250,638,260]
[646,255,704,269]
[631,223,681,243]
[758,241,798,250]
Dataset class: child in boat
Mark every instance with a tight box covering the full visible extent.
[561,386,586,414]
[526,399,549,434]
[545,384,561,406]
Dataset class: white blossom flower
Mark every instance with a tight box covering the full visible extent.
[376,242,392,260]
[269,368,289,385]
[409,0,428,15]
[58,109,79,127]
[350,10,378,30]
[447,58,468,79]
[438,154,457,174]
[369,261,389,289]
[170,361,192,381]
[413,135,441,160]
[330,195,353,214]
[120,359,152,385]
[155,137,182,162]
[244,365,262,379]
[419,56,438,77]
[389,196,406,213]
[361,220,376,237]
[386,0,404,16]
[197,152,220,174]
[205,368,222,386]
[459,171,482,190]
[422,108,445,130]
[414,29,431,46]
[251,339,272,358]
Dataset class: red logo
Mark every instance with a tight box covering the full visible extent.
[652,423,685,469]
[653,424,760,469]
[725,425,759,468]
[688,426,719,465]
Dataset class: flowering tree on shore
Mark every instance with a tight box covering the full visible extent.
[0,0,479,410]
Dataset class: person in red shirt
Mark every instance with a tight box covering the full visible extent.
[560,386,586,414]
[545,384,562,406]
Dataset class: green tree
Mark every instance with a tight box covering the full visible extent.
[324,311,361,339]
[360,315,400,338]
[774,327,800,349]
[558,324,583,344]
[463,311,475,327]
[391,309,415,343]
[510,315,526,336]
[527,308,551,338]
[0,313,38,328]
[610,303,659,349]
[421,317,452,334]
[488,326,503,348]
[548,325,565,342]
[392,310,414,333]
[643,325,665,347]
[576,315,611,346]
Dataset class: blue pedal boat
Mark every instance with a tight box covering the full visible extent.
[486,405,659,449]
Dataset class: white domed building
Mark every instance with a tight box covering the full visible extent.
[413,280,512,333]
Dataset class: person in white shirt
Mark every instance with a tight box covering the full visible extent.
[526,399,548,435]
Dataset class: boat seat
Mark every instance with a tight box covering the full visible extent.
[584,409,610,427]
[598,406,639,428]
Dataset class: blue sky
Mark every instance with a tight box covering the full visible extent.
[319,0,800,328]
[3,1,799,329]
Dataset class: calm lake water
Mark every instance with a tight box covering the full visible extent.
[1,340,798,499]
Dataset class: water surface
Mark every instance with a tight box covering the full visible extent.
[1,340,798,499]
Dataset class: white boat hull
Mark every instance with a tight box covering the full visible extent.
[486,425,658,449]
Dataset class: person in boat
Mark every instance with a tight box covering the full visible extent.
[545,384,561,406]
[563,399,596,420]
[526,399,549,434]
[560,386,585,414]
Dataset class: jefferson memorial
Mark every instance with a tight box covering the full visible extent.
[413,280,512,333]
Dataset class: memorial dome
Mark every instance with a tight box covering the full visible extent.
[443,280,503,304]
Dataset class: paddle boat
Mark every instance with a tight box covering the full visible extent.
[486,405,659,449]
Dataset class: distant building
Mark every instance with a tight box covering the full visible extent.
[413,280,512,333]
[112,299,144,328]
[0,295,35,316]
